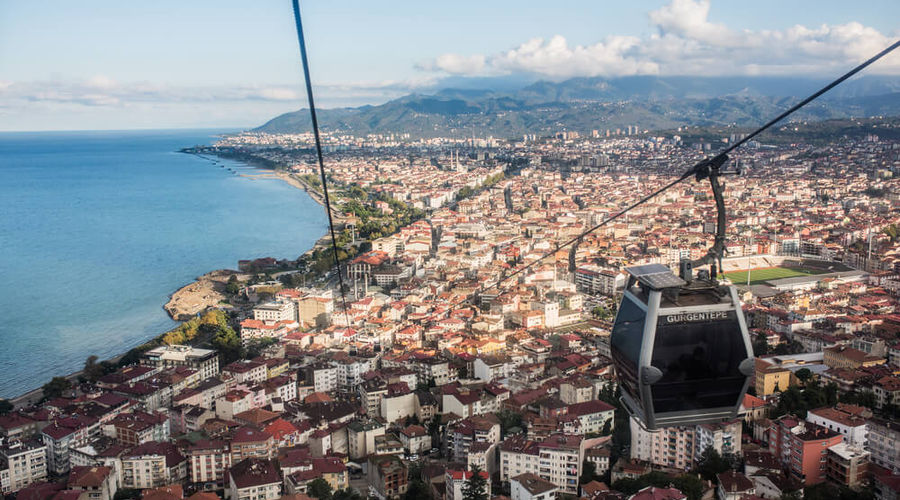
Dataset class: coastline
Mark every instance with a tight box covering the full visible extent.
[7,153,330,407]
[162,171,332,320]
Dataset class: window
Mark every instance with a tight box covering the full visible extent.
[650,311,748,413]
[611,295,645,398]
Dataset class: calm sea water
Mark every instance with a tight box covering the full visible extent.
[0,130,327,398]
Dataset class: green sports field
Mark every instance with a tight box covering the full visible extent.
[722,266,826,285]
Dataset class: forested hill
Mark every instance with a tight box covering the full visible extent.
[255,75,900,138]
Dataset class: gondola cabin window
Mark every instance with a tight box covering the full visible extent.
[650,311,748,413]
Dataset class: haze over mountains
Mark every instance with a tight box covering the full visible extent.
[255,75,900,139]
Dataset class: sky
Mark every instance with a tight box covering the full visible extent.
[1,0,898,131]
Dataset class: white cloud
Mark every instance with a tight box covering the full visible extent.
[420,0,900,78]
[421,54,487,75]
[489,35,659,78]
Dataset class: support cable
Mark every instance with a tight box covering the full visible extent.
[291,0,351,327]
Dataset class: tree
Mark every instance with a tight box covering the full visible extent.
[0,399,13,415]
[307,478,333,500]
[461,465,488,500]
[83,355,104,382]
[113,489,141,500]
[42,377,72,399]
[795,368,813,385]
[497,409,524,438]
[580,459,600,485]
[824,382,838,406]
[225,274,241,295]
[612,472,704,500]
[331,489,363,500]
[600,419,613,436]
[693,447,732,481]
[753,334,769,356]
[403,479,432,500]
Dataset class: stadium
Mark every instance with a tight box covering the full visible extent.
[721,255,866,292]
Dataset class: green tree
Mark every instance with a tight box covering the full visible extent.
[497,409,524,438]
[753,334,769,356]
[693,447,733,481]
[600,419,613,436]
[773,385,807,418]
[580,459,599,485]
[461,465,488,500]
[211,323,243,364]
[671,475,705,500]
[774,341,804,355]
[225,275,241,295]
[0,399,13,415]
[824,382,839,406]
[83,355,105,382]
[403,479,432,500]
[42,376,73,399]
[331,489,363,500]
[307,478,333,500]
[795,368,813,385]
[113,489,141,500]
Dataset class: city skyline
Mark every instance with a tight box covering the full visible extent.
[1,0,899,131]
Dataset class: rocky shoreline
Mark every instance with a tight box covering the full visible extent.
[164,269,238,321]
[162,169,331,321]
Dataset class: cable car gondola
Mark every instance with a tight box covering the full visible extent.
[611,263,754,430]
[610,158,754,430]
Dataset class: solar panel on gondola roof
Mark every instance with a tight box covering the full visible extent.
[625,264,687,290]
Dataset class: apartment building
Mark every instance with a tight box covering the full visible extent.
[0,441,47,494]
[103,410,170,447]
[630,418,695,471]
[228,458,281,500]
[252,300,296,323]
[768,416,842,485]
[868,417,900,473]
[451,416,501,460]
[574,265,623,296]
[121,442,187,489]
[186,439,231,488]
[805,406,868,447]
[826,443,869,488]
[67,466,118,500]
[141,344,219,380]
[500,434,583,496]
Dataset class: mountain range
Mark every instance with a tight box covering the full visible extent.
[255,75,900,138]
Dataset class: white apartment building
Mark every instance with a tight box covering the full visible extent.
[309,364,339,393]
[414,358,456,386]
[867,417,900,473]
[141,344,219,380]
[510,473,558,500]
[335,357,375,389]
[252,300,296,323]
[0,441,47,494]
[694,420,742,463]
[559,379,593,405]
[574,265,623,296]
[474,356,514,383]
[222,360,267,385]
[500,434,583,496]
[121,443,187,489]
[806,407,868,447]
[630,417,695,471]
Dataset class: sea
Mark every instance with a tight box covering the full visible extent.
[0,129,328,398]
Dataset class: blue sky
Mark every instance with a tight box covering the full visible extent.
[1,0,898,131]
